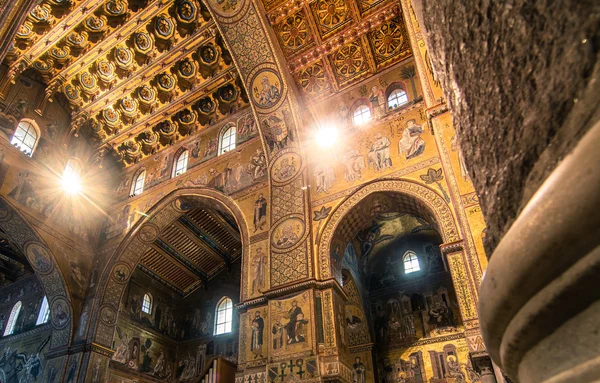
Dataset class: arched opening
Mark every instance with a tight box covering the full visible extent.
[10,119,40,156]
[101,191,245,382]
[219,123,236,155]
[0,197,72,368]
[131,168,146,197]
[327,188,463,383]
[172,148,189,177]
[353,104,372,126]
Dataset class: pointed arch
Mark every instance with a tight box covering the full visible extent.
[0,197,73,348]
[318,178,460,280]
[89,188,250,349]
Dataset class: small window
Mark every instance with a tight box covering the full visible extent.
[353,105,371,126]
[131,169,146,196]
[214,296,233,335]
[62,158,82,193]
[219,125,236,155]
[142,293,152,314]
[387,88,408,109]
[36,296,50,325]
[11,120,39,156]
[403,251,420,274]
[173,150,189,177]
[3,301,22,336]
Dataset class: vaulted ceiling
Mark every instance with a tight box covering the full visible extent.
[4,0,248,167]
[137,204,241,296]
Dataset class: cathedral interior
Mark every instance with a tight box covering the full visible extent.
[0,0,597,382]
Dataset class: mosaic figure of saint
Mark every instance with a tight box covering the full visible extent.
[256,76,280,107]
[369,85,386,118]
[368,133,392,171]
[251,248,267,294]
[276,225,298,247]
[343,146,365,182]
[250,311,264,358]
[398,119,426,160]
[353,357,367,383]
[314,164,335,194]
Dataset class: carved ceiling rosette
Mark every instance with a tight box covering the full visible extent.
[195,96,217,125]
[216,83,239,107]
[138,130,159,154]
[65,31,89,51]
[157,120,178,145]
[33,59,54,80]
[155,72,178,101]
[367,16,410,67]
[198,43,221,78]
[78,72,99,98]
[16,22,34,40]
[87,118,106,140]
[275,10,313,55]
[329,40,369,87]
[310,0,352,39]
[175,0,199,26]
[175,108,198,135]
[120,140,143,163]
[113,46,135,73]
[96,59,117,87]
[27,4,52,24]
[102,0,128,17]
[99,107,121,133]
[83,15,109,34]
[295,60,331,96]
[118,97,139,122]
[176,57,199,89]
[133,32,155,57]
[153,14,176,49]
[136,85,158,113]
[63,83,82,107]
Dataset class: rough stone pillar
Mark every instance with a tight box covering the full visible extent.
[415,1,599,382]
[479,123,600,382]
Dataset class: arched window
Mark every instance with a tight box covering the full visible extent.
[353,105,371,126]
[142,293,152,314]
[219,124,236,155]
[3,301,22,336]
[11,119,39,156]
[403,251,420,274]
[130,169,146,196]
[214,296,233,335]
[387,88,408,110]
[173,149,189,177]
[62,158,82,193]
[36,296,50,325]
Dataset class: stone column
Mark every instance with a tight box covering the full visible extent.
[479,122,600,382]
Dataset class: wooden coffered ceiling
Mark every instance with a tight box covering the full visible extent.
[3,0,249,167]
[262,0,412,101]
[137,204,241,296]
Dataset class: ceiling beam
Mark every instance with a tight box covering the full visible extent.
[135,264,186,296]
[178,216,234,265]
[210,210,242,244]
[172,220,228,268]
[151,240,208,283]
